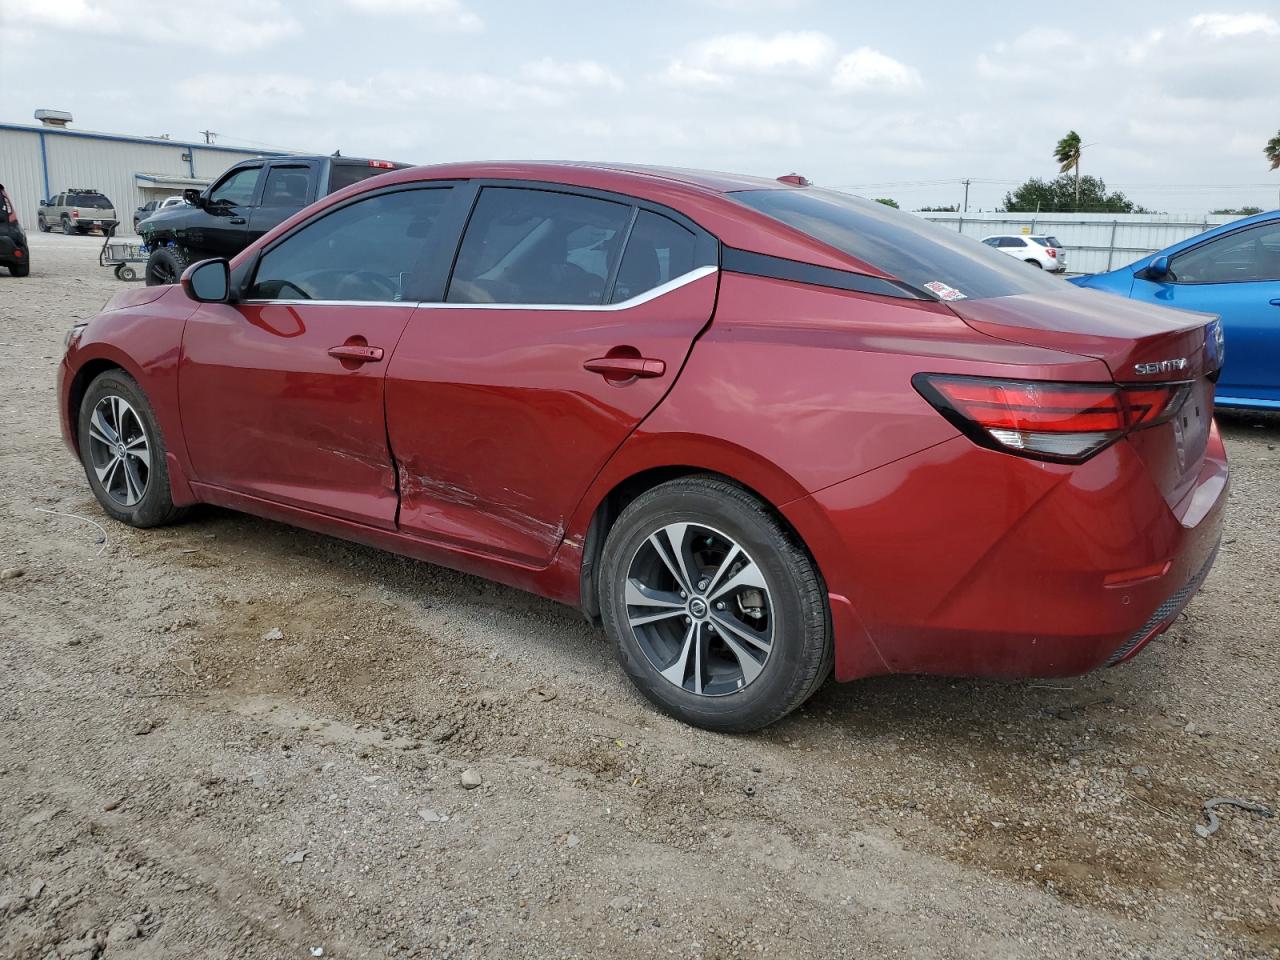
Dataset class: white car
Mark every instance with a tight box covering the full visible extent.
[981,234,1067,272]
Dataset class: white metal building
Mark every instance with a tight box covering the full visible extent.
[914,210,1243,275]
[0,115,284,235]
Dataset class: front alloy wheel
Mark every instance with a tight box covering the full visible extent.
[77,370,187,528]
[86,394,151,506]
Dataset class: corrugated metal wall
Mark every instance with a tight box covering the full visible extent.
[0,125,271,235]
[914,211,1242,275]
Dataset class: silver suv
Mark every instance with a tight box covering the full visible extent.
[37,189,119,235]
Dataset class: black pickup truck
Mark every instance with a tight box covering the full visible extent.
[139,153,408,285]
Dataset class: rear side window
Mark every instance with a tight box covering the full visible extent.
[1033,236,1063,247]
[731,188,1063,300]
[328,163,400,194]
[447,188,631,305]
[248,187,453,302]
[69,192,113,209]
[610,210,700,303]
[260,166,312,207]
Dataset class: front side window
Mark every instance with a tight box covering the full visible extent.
[1170,222,1280,284]
[260,166,311,207]
[447,188,631,305]
[247,187,452,302]
[610,210,701,303]
[209,166,262,207]
[731,188,1064,300]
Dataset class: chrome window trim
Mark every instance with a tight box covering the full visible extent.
[238,264,718,311]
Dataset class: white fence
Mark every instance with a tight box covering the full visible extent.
[914,211,1244,276]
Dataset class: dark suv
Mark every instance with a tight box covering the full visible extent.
[0,183,30,277]
[140,154,408,284]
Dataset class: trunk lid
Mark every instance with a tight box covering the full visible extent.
[947,290,1218,383]
[949,290,1222,509]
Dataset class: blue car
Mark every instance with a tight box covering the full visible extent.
[1071,210,1280,410]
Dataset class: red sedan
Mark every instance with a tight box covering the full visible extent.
[57,163,1228,731]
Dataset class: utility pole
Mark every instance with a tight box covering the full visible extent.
[962,178,971,213]
[200,130,217,144]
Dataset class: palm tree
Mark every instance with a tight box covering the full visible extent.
[1267,129,1280,171]
[1054,131,1083,208]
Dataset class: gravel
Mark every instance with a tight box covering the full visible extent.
[1,232,1277,959]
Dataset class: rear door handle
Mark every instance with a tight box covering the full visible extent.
[229,217,247,224]
[583,356,666,380]
[328,344,384,363]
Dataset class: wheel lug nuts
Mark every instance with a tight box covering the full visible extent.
[715,602,725,610]
[679,590,686,599]
[697,578,708,591]
[684,616,691,624]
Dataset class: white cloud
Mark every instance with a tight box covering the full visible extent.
[177,74,317,118]
[343,0,482,30]
[660,60,733,90]
[1188,12,1279,39]
[0,0,300,53]
[693,30,836,73]
[522,58,624,91]
[831,47,922,92]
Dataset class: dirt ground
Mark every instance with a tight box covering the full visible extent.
[2,232,1278,960]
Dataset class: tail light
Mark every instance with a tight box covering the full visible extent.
[913,374,1191,463]
[368,160,396,169]
[1046,248,1057,258]
[71,209,80,219]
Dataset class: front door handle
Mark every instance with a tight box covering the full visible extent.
[229,217,247,225]
[1269,298,1280,307]
[328,344,384,364]
[584,356,666,380]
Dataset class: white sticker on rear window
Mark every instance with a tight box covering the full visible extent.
[923,280,967,301]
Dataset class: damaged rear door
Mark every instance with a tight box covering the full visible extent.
[385,185,719,566]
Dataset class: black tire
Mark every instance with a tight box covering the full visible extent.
[61,216,73,235]
[599,475,831,732]
[37,215,51,233]
[1025,259,1043,268]
[115,264,136,281]
[77,370,187,528]
[8,261,29,277]
[145,245,188,286]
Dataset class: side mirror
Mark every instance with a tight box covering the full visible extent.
[183,188,204,208]
[1139,254,1171,281]
[38,199,47,207]
[181,258,231,303]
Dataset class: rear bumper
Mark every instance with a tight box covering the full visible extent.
[785,422,1229,681]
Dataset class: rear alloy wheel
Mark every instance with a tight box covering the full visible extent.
[37,215,51,233]
[61,216,74,235]
[599,476,831,732]
[78,370,187,528]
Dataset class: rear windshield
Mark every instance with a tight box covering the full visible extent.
[730,188,1063,301]
[327,163,403,194]
[1033,236,1063,247]
[69,192,113,209]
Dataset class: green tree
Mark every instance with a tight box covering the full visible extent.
[1054,131,1083,206]
[1002,174,1144,214]
[1267,129,1280,171]
[1211,206,1263,216]
[874,197,899,208]
[915,204,959,212]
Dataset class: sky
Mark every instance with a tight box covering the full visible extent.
[2,0,1278,215]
